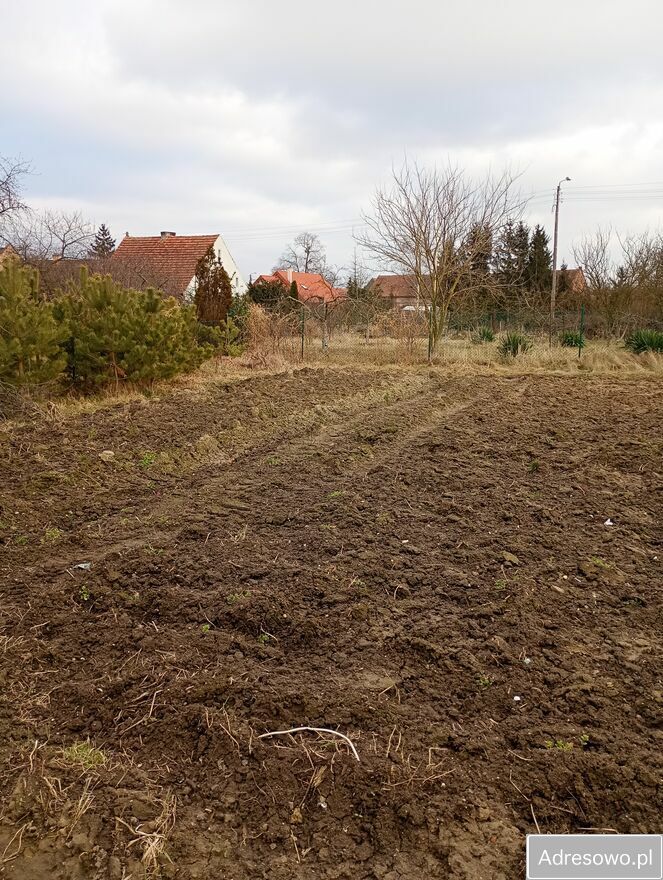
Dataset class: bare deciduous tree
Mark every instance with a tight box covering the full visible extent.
[7,209,94,261]
[356,161,523,349]
[572,228,613,291]
[573,228,663,332]
[276,231,326,274]
[0,157,31,245]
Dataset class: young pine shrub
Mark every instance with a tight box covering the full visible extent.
[195,316,244,356]
[472,325,495,344]
[559,330,585,349]
[498,331,533,358]
[57,270,211,388]
[0,259,66,386]
[624,329,663,354]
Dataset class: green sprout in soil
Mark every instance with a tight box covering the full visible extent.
[528,459,540,473]
[477,674,493,689]
[79,584,90,602]
[14,535,29,546]
[589,556,611,569]
[257,633,271,645]
[494,578,509,592]
[327,490,344,499]
[42,527,63,544]
[579,733,590,747]
[61,741,106,769]
[139,452,157,468]
[201,623,211,633]
[545,739,574,751]
[227,591,249,604]
[266,456,280,466]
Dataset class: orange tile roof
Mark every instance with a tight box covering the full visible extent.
[257,270,346,304]
[113,234,218,298]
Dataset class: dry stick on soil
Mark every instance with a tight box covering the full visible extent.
[258,727,360,762]
[1,822,29,864]
[530,803,541,834]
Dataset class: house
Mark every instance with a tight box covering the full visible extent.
[555,266,587,294]
[112,231,246,300]
[256,269,346,305]
[367,274,423,310]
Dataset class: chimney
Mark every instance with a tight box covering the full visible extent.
[160,231,176,239]
[287,268,293,283]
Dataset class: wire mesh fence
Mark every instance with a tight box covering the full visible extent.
[244,299,663,368]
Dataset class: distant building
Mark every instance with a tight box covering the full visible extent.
[112,231,246,300]
[367,274,423,310]
[256,269,346,304]
[555,267,587,294]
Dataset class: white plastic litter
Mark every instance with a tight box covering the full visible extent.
[604,518,614,526]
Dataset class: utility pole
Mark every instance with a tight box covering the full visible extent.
[550,176,571,345]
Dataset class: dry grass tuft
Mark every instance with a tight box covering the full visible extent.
[118,792,177,877]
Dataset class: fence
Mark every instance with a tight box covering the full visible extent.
[245,299,662,367]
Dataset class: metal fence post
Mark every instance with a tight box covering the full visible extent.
[300,305,305,361]
[579,303,585,358]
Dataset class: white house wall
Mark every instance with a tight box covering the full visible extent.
[214,235,246,295]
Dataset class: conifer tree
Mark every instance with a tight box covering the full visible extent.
[0,259,66,385]
[246,278,286,309]
[89,223,116,257]
[59,269,209,388]
[557,261,570,298]
[493,220,530,306]
[526,224,552,292]
[194,246,232,325]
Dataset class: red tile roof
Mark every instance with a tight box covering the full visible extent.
[113,233,218,298]
[368,274,421,302]
[257,270,345,304]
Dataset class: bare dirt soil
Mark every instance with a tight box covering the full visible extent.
[1,367,661,879]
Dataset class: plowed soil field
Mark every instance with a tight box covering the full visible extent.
[1,367,661,879]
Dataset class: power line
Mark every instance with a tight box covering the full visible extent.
[221,181,663,243]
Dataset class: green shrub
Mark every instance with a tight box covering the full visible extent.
[559,330,585,349]
[498,332,532,358]
[624,329,663,354]
[196,317,244,356]
[0,259,67,386]
[472,325,495,344]
[56,270,212,388]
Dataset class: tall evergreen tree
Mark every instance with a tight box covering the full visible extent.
[193,246,233,325]
[89,224,116,258]
[493,219,530,306]
[526,224,552,293]
[557,261,570,298]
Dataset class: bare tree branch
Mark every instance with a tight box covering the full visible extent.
[356,161,524,348]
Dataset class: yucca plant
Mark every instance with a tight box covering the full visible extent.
[624,329,663,354]
[498,332,532,358]
[472,325,495,344]
[559,330,585,349]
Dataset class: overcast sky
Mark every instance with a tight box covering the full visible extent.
[3,0,662,279]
